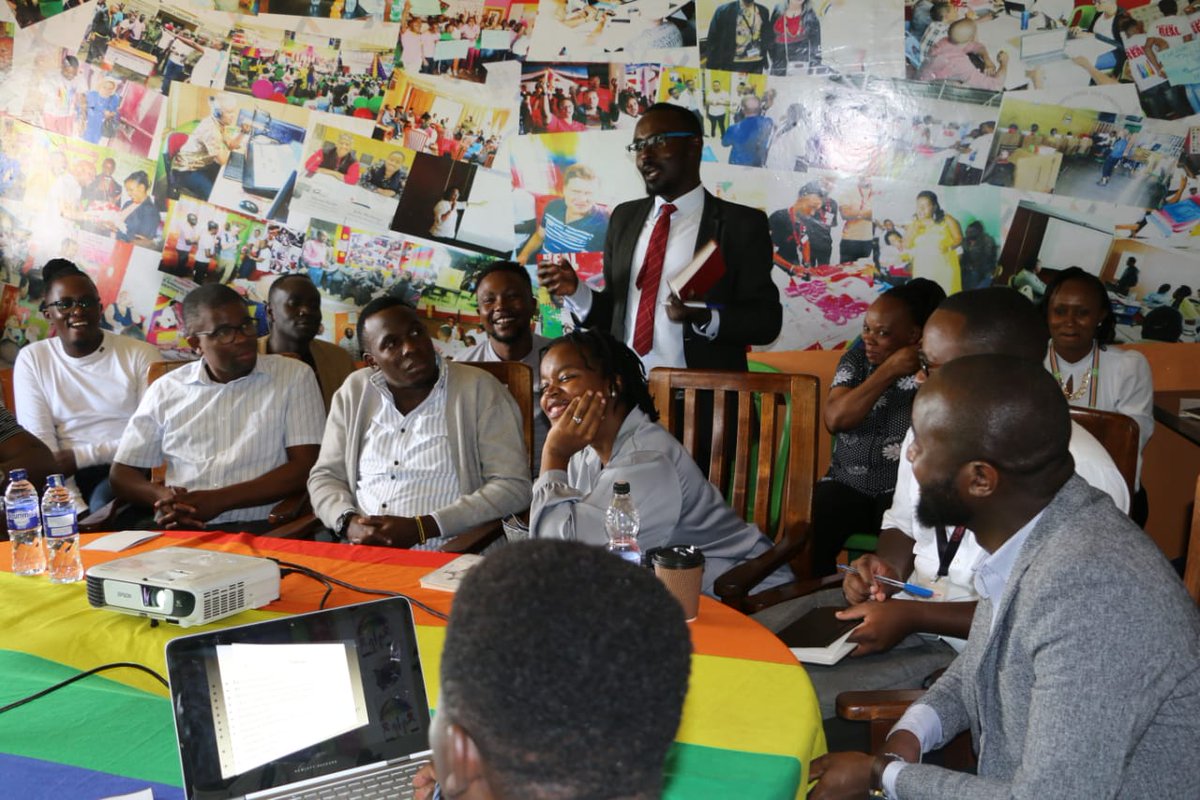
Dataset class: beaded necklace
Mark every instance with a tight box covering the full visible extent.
[1047,341,1100,406]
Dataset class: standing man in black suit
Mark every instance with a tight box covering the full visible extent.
[538,103,781,372]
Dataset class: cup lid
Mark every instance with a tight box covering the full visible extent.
[652,545,705,569]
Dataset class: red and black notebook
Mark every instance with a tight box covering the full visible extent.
[668,239,726,305]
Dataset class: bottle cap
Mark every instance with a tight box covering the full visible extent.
[47,474,65,488]
[652,545,705,570]
[8,468,26,481]
[612,481,630,495]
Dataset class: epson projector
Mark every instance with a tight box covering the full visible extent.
[86,547,281,627]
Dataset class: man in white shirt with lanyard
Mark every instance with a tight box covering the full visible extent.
[536,102,781,374]
[809,355,1200,800]
[753,288,1128,719]
[111,283,325,532]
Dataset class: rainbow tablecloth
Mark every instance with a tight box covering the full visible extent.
[0,532,824,799]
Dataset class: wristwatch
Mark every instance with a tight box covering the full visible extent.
[868,752,907,799]
[334,509,356,541]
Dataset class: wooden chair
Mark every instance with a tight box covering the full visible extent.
[272,360,535,552]
[0,367,14,412]
[647,367,820,613]
[1184,473,1200,605]
[1068,406,1139,498]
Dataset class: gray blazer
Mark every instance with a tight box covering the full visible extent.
[897,475,1200,799]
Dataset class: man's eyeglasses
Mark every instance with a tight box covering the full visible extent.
[192,319,258,345]
[625,132,696,154]
[40,297,100,314]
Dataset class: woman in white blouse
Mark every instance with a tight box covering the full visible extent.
[1042,267,1154,523]
[529,329,792,596]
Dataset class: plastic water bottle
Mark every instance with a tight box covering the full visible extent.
[6,469,45,576]
[604,481,641,565]
[43,474,82,584]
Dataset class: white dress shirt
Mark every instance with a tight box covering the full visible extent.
[1043,344,1154,487]
[565,184,719,372]
[355,367,460,542]
[114,355,326,524]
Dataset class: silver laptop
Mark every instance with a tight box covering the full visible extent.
[1020,28,1069,66]
[165,597,432,800]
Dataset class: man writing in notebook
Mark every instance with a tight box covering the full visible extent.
[809,355,1200,799]
[537,102,781,372]
[754,288,1129,719]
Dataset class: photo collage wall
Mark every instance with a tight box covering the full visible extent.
[0,0,1198,366]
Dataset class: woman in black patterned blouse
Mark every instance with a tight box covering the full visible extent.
[809,278,945,576]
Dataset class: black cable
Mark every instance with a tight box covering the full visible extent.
[273,559,448,620]
[0,662,168,715]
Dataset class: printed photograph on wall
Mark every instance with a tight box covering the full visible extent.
[153,83,308,218]
[519,61,664,132]
[758,72,1002,182]
[985,93,1185,205]
[390,154,513,255]
[289,121,414,231]
[224,20,398,114]
[398,0,538,83]
[526,0,695,64]
[369,67,514,166]
[160,194,301,282]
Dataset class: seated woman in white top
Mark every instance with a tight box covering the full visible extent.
[1042,267,1154,523]
[529,329,792,596]
[14,259,161,512]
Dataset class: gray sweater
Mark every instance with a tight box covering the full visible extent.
[308,362,531,539]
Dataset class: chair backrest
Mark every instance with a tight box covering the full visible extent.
[460,360,535,473]
[0,367,13,412]
[1068,405,1139,497]
[147,360,195,483]
[648,367,819,551]
[1185,473,1200,605]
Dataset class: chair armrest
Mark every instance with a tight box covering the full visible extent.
[268,493,311,526]
[713,521,810,613]
[836,689,927,722]
[441,519,506,554]
[266,512,325,540]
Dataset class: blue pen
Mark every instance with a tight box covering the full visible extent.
[836,564,935,599]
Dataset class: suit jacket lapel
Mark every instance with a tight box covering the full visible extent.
[612,198,653,303]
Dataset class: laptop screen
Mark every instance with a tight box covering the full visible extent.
[1021,28,1067,59]
[166,597,432,800]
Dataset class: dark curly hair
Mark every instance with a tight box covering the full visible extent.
[541,328,659,421]
[1042,266,1115,346]
[438,540,691,800]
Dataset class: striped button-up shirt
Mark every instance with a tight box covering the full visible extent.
[114,355,326,524]
[356,366,459,546]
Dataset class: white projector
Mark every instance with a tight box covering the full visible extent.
[86,547,281,627]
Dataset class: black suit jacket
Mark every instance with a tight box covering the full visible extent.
[587,191,782,371]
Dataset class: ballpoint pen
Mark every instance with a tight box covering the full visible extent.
[836,564,935,599]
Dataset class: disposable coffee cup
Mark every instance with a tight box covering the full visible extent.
[652,545,705,622]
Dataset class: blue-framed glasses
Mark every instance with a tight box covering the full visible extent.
[625,132,697,154]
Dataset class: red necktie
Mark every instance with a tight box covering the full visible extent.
[632,202,676,356]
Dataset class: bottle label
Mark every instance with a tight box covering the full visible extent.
[7,507,38,529]
[45,513,78,539]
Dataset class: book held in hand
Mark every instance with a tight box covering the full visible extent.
[419,554,484,593]
[776,606,861,666]
[667,239,725,307]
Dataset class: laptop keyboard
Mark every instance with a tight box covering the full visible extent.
[225,151,246,182]
[287,759,429,799]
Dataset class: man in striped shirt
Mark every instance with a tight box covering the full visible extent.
[111,284,325,532]
[309,297,530,549]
